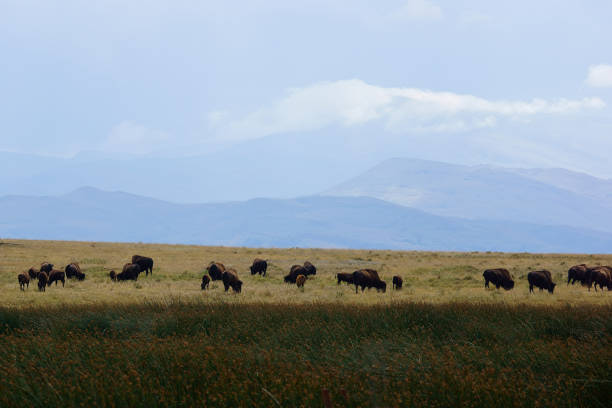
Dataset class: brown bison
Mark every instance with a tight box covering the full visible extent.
[303,261,317,276]
[586,266,612,292]
[65,263,85,280]
[40,262,53,274]
[528,270,556,293]
[110,264,141,281]
[250,258,268,276]
[296,274,306,288]
[392,276,403,290]
[201,275,211,290]
[37,272,48,292]
[483,268,514,290]
[28,267,40,279]
[18,272,30,291]
[337,273,354,285]
[285,265,306,283]
[567,264,589,285]
[47,270,65,287]
[207,262,226,281]
[222,268,242,293]
[352,269,386,293]
[132,255,154,276]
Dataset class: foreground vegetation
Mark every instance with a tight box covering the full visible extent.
[0,302,609,407]
[0,239,610,406]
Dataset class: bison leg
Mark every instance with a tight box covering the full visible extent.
[529,284,533,293]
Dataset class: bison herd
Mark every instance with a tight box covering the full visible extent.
[16,254,612,296]
[483,264,612,294]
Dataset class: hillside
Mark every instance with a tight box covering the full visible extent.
[325,157,612,232]
[1,187,612,252]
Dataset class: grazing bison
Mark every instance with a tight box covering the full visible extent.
[47,270,65,287]
[296,274,306,288]
[528,270,556,293]
[132,255,154,276]
[28,267,40,279]
[18,272,30,291]
[201,275,210,290]
[352,269,386,293]
[65,263,85,280]
[207,262,226,281]
[110,264,141,282]
[222,268,242,293]
[337,273,354,285]
[285,265,307,283]
[586,266,612,292]
[40,262,53,274]
[483,268,514,290]
[303,261,317,276]
[392,276,403,290]
[37,272,48,292]
[567,264,589,285]
[250,258,268,276]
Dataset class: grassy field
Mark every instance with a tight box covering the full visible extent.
[0,239,610,407]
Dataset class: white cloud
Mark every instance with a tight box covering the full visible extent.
[103,121,170,153]
[222,79,605,141]
[390,0,442,21]
[586,64,612,87]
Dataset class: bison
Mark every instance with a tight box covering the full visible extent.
[586,266,612,292]
[40,262,53,274]
[567,264,589,285]
[285,265,306,283]
[28,267,40,279]
[110,264,141,282]
[250,258,268,276]
[528,270,556,293]
[65,263,85,281]
[303,261,317,276]
[392,276,403,290]
[132,255,154,276]
[337,273,354,285]
[37,272,48,292]
[296,274,306,288]
[18,272,30,291]
[47,270,65,287]
[483,268,514,290]
[201,275,211,290]
[207,262,226,281]
[352,269,386,293]
[222,268,242,293]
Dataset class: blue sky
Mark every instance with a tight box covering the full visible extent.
[1,1,612,176]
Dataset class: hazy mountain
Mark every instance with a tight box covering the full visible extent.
[325,158,612,232]
[1,187,611,252]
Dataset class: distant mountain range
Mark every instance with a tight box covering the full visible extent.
[1,186,612,252]
[325,158,612,232]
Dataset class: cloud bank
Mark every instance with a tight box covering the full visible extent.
[223,79,605,141]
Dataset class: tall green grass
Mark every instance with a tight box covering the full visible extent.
[0,301,609,407]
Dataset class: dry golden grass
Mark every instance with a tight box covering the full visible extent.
[1,238,611,307]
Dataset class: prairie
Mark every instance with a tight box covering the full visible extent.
[0,239,610,407]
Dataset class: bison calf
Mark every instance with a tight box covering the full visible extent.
[392,276,403,290]
[201,275,211,290]
[296,274,306,288]
[18,272,30,291]
[528,270,556,294]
